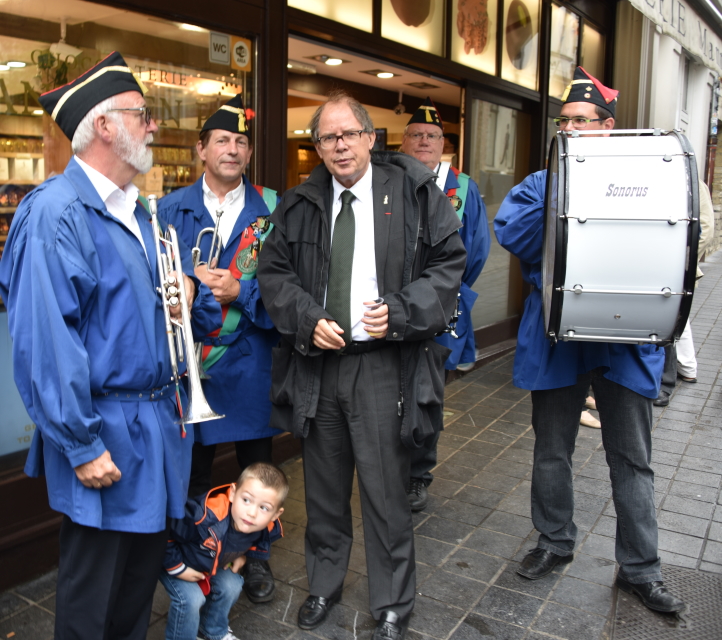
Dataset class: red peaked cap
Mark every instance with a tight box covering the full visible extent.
[562,67,619,116]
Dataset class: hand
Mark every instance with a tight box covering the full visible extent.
[312,318,346,350]
[229,556,246,574]
[74,450,121,489]
[195,261,240,305]
[177,567,206,582]
[362,302,389,339]
[166,271,195,319]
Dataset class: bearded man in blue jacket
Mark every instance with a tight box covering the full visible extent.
[0,52,219,639]
[494,67,684,614]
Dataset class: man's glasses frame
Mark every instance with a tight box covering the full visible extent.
[106,107,153,125]
[315,130,369,149]
[405,132,444,142]
[553,116,608,129]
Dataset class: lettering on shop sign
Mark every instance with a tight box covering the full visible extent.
[0,80,42,115]
[135,67,190,88]
[637,0,722,71]
[17,423,36,444]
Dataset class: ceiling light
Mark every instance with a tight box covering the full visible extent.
[293,129,305,134]
[305,129,311,134]
[179,23,206,32]
[0,65,9,71]
[360,69,399,79]
[33,109,44,115]
[7,61,26,68]
[287,59,316,75]
[307,54,349,65]
[405,81,439,90]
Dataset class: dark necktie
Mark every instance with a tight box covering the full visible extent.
[326,189,356,345]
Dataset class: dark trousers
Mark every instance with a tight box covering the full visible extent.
[188,436,274,498]
[303,348,415,621]
[409,430,440,486]
[530,369,661,583]
[660,343,677,396]
[55,516,167,640]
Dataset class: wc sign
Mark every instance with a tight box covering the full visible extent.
[209,32,231,64]
[209,32,252,72]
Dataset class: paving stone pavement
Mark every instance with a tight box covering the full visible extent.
[1,252,721,640]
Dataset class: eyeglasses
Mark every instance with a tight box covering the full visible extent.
[553,116,607,129]
[406,132,443,142]
[106,107,153,125]
[315,130,368,149]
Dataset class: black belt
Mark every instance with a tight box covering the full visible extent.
[336,339,391,356]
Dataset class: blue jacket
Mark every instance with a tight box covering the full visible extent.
[158,176,282,445]
[0,158,221,532]
[164,484,282,576]
[494,170,664,398]
[434,169,491,369]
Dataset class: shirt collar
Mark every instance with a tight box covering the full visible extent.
[74,155,139,205]
[202,173,245,208]
[332,164,373,205]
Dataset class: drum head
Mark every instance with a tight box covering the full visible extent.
[542,133,567,342]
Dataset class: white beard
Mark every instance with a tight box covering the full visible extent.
[113,125,154,174]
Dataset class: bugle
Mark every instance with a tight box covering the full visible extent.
[149,194,224,425]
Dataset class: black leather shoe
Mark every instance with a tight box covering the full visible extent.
[242,557,275,603]
[616,577,685,613]
[297,595,338,630]
[372,611,407,640]
[406,478,428,512]
[517,548,573,580]
[653,391,670,407]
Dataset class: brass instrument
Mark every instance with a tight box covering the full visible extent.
[190,213,224,380]
[149,194,224,424]
[191,209,223,270]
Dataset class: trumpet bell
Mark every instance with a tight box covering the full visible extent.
[182,397,225,425]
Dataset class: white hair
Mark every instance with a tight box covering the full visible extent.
[71,95,120,154]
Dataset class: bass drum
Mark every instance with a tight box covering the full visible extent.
[542,130,700,345]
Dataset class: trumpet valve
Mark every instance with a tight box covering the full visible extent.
[168,295,179,307]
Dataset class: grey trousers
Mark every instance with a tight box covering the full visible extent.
[302,347,415,621]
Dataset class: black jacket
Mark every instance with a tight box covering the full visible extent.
[257,151,466,447]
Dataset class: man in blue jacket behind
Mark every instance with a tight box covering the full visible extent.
[158,95,282,604]
[399,98,491,512]
[494,67,684,614]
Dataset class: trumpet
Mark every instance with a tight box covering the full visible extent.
[191,209,223,270]
[439,292,461,339]
[149,194,224,425]
[190,216,224,380]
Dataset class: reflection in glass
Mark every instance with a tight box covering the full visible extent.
[451,0,497,75]
[501,0,540,90]
[381,0,444,56]
[289,0,373,33]
[581,23,605,81]
[549,3,579,99]
[468,98,522,328]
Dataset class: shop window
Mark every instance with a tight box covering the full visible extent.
[501,0,540,91]
[581,22,604,81]
[450,0,498,75]
[549,3,579,100]
[467,98,528,328]
[381,0,446,56]
[288,0,373,33]
[0,0,255,460]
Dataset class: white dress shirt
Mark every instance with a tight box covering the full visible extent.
[74,156,148,261]
[330,165,379,342]
[202,174,246,250]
